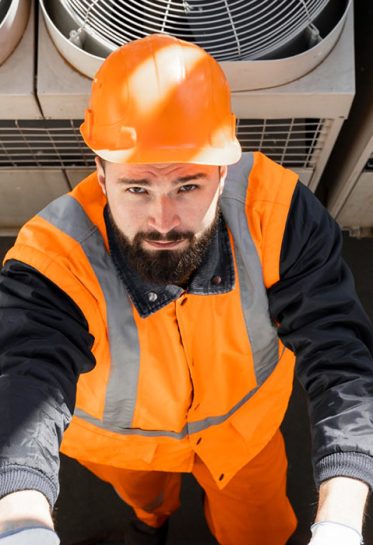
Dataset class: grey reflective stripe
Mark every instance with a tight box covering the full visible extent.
[75,382,257,437]
[222,152,279,386]
[38,195,140,428]
[74,407,189,438]
[74,345,285,438]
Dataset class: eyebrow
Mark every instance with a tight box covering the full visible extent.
[117,173,208,186]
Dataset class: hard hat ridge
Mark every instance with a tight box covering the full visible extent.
[80,34,241,165]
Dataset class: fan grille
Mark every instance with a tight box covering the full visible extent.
[61,0,329,60]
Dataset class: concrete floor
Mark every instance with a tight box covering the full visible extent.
[0,232,372,545]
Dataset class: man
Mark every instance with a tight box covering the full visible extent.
[0,34,372,545]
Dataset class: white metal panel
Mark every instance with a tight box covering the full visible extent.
[0,0,30,64]
[0,0,41,119]
[37,8,92,119]
[65,168,94,187]
[327,127,373,220]
[0,169,70,235]
[336,171,373,230]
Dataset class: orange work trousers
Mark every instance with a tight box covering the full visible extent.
[79,430,297,545]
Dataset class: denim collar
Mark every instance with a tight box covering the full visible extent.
[104,207,235,318]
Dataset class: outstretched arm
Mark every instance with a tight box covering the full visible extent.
[268,182,373,542]
[0,260,96,541]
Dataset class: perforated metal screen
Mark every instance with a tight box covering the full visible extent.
[0,120,93,168]
[0,118,328,169]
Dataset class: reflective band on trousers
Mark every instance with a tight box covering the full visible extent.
[38,152,280,437]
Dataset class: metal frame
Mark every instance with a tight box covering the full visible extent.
[328,129,373,235]
[0,168,70,236]
[0,0,41,119]
[319,0,373,235]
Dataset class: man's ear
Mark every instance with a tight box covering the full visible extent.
[95,156,106,194]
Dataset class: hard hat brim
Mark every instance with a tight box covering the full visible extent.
[93,143,242,166]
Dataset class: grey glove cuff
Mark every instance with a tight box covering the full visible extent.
[0,527,59,544]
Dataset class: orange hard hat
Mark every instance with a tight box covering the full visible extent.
[80,34,241,165]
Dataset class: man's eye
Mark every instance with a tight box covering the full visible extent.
[128,187,147,194]
[179,184,198,192]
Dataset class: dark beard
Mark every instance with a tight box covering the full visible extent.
[107,207,220,286]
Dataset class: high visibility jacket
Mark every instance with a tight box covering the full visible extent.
[6,152,298,488]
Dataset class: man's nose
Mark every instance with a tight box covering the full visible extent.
[147,195,181,234]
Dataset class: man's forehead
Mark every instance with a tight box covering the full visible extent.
[107,161,218,180]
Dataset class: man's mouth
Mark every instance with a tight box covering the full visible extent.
[143,239,187,250]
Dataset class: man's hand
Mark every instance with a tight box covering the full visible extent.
[307,476,368,544]
[0,490,53,533]
[0,491,58,543]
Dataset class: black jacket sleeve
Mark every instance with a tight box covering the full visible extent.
[0,259,95,507]
[268,181,373,489]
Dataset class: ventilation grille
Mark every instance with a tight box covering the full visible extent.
[61,0,329,61]
[237,118,328,167]
[0,120,93,168]
[0,118,328,169]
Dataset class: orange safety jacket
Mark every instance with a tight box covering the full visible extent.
[5,151,298,488]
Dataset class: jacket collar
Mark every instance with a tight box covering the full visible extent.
[104,207,235,318]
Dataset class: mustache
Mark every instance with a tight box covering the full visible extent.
[135,230,195,243]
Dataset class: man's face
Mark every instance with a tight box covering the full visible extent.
[96,158,227,285]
